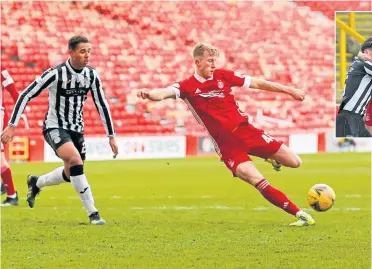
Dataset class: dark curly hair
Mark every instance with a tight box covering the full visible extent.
[68,35,89,51]
[361,37,372,53]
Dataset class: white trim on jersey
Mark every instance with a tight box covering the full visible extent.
[2,76,14,88]
[170,83,181,99]
[242,76,251,89]
[194,72,213,83]
[184,98,221,157]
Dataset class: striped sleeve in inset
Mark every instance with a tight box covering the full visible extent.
[364,61,372,76]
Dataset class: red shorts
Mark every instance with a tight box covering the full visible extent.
[214,122,282,174]
[365,101,372,126]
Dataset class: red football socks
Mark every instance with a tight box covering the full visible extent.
[255,179,300,216]
[1,168,16,196]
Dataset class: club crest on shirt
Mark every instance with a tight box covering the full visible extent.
[217,80,224,89]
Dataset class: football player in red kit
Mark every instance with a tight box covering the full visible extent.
[1,69,20,205]
[137,42,315,226]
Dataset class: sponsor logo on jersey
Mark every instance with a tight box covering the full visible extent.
[65,88,89,96]
[199,90,225,98]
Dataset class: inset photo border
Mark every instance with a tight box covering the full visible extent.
[335,11,372,138]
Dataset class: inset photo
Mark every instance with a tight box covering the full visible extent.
[335,11,372,137]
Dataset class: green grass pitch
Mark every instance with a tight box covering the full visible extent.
[1,152,370,269]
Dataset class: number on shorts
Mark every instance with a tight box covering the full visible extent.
[81,141,86,154]
[262,133,274,143]
[50,129,61,144]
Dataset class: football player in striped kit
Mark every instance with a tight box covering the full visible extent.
[336,38,372,137]
[1,36,118,224]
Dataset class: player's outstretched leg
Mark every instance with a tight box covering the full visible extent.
[26,166,70,208]
[235,161,315,226]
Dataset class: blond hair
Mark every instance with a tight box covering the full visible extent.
[192,42,219,59]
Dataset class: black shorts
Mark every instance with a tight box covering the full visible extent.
[336,110,371,137]
[43,128,86,160]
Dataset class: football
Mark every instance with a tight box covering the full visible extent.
[307,184,336,212]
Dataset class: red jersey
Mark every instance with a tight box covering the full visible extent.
[1,69,19,110]
[172,69,251,135]
[365,99,372,126]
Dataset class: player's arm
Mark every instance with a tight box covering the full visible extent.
[137,86,177,101]
[2,70,29,129]
[1,69,56,144]
[90,69,118,158]
[1,70,19,102]
[90,69,116,137]
[8,68,56,127]
[249,77,305,101]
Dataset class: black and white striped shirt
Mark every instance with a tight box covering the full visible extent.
[339,59,372,116]
[9,59,116,136]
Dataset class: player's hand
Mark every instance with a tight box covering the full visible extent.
[289,88,305,101]
[109,137,118,159]
[1,126,16,144]
[137,89,150,100]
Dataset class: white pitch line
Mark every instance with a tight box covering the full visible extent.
[345,194,362,198]
[253,206,269,211]
[11,206,366,212]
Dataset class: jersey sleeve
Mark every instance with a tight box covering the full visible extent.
[1,70,19,102]
[169,81,186,99]
[363,61,372,76]
[8,68,56,127]
[221,69,251,88]
[90,69,116,137]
